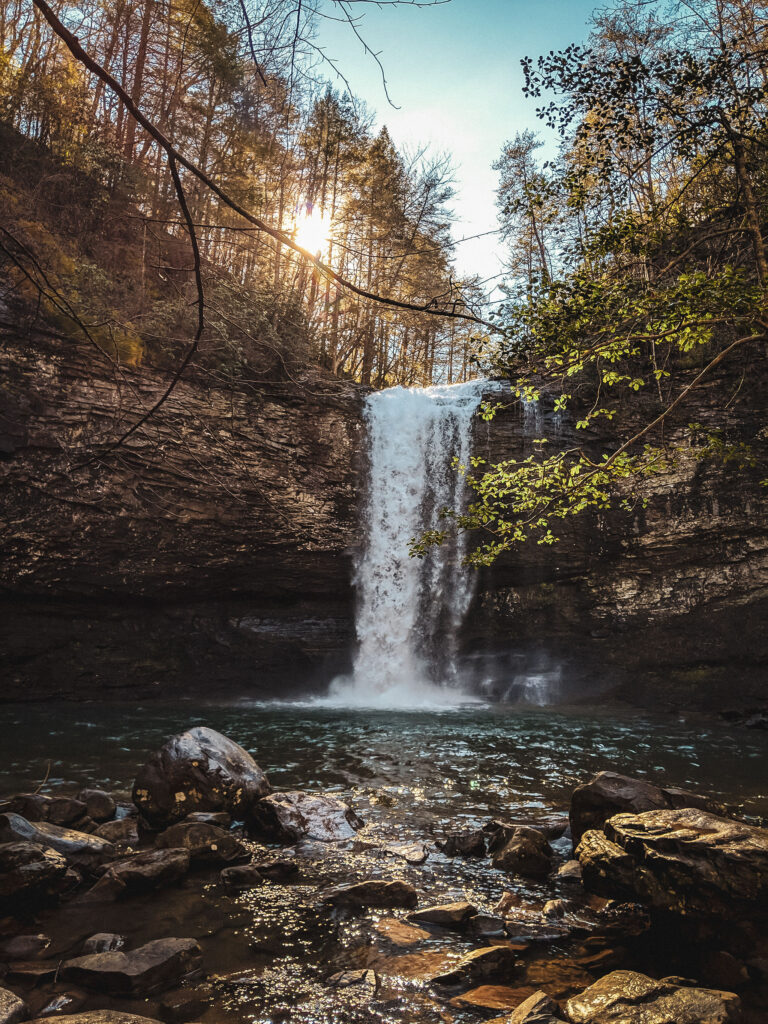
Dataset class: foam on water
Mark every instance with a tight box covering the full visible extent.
[324,380,490,708]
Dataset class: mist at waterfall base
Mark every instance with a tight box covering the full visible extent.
[319,380,556,709]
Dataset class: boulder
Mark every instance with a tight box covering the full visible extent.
[322,879,418,909]
[220,864,263,891]
[576,807,768,919]
[436,829,486,858]
[468,914,507,938]
[252,858,298,881]
[556,859,582,883]
[252,791,362,842]
[28,1016,162,1024]
[569,772,722,845]
[132,726,271,828]
[409,901,477,928]
[0,842,68,905]
[61,938,202,996]
[486,818,568,850]
[155,822,246,864]
[0,987,28,1024]
[491,826,552,878]
[0,814,113,869]
[82,849,190,900]
[94,819,139,847]
[565,970,741,1023]
[82,934,126,954]
[78,790,116,823]
[1,795,87,827]
[0,934,50,959]
[385,842,428,864]
[431,945,517,987]
[507,990,561,1023]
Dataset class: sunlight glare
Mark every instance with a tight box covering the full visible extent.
[293,206,331,255]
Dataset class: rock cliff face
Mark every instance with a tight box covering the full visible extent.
[0,329,363,700]
[1,329,766,707]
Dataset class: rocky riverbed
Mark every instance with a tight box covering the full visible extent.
[0,725,766,1024]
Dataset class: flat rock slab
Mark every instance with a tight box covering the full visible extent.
[450,985,539,1011]
[252,791,362,842]
[133,726,271,828]
[577,807,768,918]
[156,821,247,864]
[83,849,190,900]
[565,970,742,1024]
[323,879,417,908]
[61,937,202,995]
[409,901,477,928]
[374,918,431,947]
[385,842,428,864]
[431,945,517,987]
[0,814,113,869]
[0,986,28,1024]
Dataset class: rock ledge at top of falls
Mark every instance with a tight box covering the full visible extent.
[576,807,768,921]
[565,970,742,1024]
[132,727,271,828]
[569,771,726,845]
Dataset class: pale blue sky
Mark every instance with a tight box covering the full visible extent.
[316,0,598,282]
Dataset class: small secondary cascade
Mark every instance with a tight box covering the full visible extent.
[328,380,489,706]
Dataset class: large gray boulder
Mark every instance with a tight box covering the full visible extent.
[0,814,113,869]
[61,937,201,996]
[252,791,362,842]
[569,771,722,845]
[565,970,741,1023]
[576,807,768,920]
[0,842,68,906]
[132,727,270,828]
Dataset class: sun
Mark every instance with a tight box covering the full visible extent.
[293,205,331,255]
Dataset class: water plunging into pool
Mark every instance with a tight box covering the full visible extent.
[327,380,489,707]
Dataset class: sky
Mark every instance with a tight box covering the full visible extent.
[315,0,598,285]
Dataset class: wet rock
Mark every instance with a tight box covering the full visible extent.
[451,986,538,1012]
[0,987,28,1024]
[82,849,190,901]
[61,937,202,996]
[595,900,651,938]
[409,901,477,928]
[374,918,430,947]
[327,969,378,993]
[132,726,271,828]
[323,879,418,909]
[565,970,741,1023]
[569,771,722,845]
[506,990,561,1023]
[556,859,582,883]
[0,935,50,960]
[431,945,517,987]
[576,807,768,919]
[184,811,230,827]
[700,951,750,990]
[93,820,139,847]
[82,934,126,954]
[35,992,86,1017]
[486,817,568,850]
[78,790,116,824]
[436,828,486,858]
[5,962,58,984]
[252,791,362,842]
[0,815,113,870]
[158,987,211,1023]
[219,864,263,891]
[0,795,49,822]
[46,799,88,828]
[253,858,298,881]
[542,899,567,919]
[492,826,553,878]
[0,842,68,906]
[155,822,247,865]
[385,842,428,864]
[28,1015,162,1024]
[469,914,507,938]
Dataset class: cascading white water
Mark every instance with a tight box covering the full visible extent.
[327,380,489,707]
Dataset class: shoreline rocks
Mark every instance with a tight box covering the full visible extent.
[251,791,362,842]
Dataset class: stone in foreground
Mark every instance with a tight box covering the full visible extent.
[491,826,552,879]
[82,849,190,900]
[323,879,418,908]
[252,791,362,842]
[507,990,561,1023]
[0,986,28,1024]
[0,841,68,905]
[61,938,202,995]
[78,789,117,823]
[569,771,722,844]
[409,901,477,928]
[0,814,113,869]
[220,864,263,891]
[565,970,741,1023]
[132,726,271,828]
[431,945,517,987]
[28,1016,162,1024]
[576,807,768,918]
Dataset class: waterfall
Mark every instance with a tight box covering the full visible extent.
[328,380,488,707]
